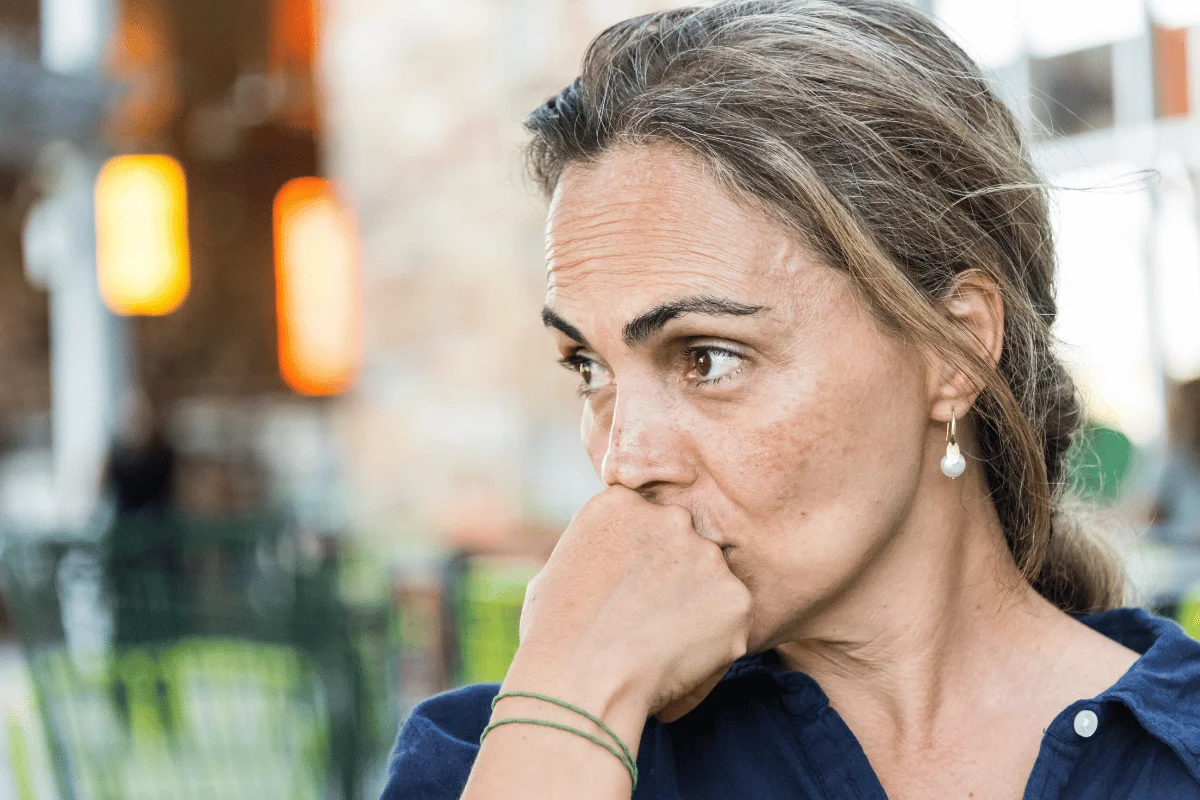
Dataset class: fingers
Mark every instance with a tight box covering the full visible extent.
[519,482,752,727]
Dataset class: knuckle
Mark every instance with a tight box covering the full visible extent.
[578,492,610,519]
[660,504,693,530]
[733,584,753,614]
[723,583,753,621]
[587,485,626,510]
[699,541,726,568]
[602,484,638,507]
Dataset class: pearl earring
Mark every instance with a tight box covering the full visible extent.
[940,410,966,479]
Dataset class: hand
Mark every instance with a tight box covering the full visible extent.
[654,666,731,723]
[513,485,753,723]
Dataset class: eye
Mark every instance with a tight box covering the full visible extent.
[686,346,743,385]
[559,354,612,396]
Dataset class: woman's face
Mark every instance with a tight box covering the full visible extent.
[543,144,938,650]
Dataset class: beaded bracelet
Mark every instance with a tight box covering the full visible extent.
[480,690,638,790]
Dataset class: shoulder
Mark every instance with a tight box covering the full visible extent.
[380,683,501,800]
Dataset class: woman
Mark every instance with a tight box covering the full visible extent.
[383,1,1200,798]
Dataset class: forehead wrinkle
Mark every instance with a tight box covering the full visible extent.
[543,145,833,346]
[546,202,767,293]
[546,152,761,282]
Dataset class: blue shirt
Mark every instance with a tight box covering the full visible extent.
[383,606,1200,798]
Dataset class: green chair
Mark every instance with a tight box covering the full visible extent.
[1,518,398,800]
[452,557,540,685]
[26,639,328,800]
[1178,585,1200,641]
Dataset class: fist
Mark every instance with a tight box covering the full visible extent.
[516,486,753,719]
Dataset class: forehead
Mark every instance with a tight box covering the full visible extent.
[544,144,816,313]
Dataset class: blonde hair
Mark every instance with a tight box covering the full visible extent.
[524,0,1128,614]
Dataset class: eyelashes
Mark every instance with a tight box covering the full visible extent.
[558,344,746,397]
[557,353,606,397]
[558,352,610,397]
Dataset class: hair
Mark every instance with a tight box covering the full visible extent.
[523,0,1129,614]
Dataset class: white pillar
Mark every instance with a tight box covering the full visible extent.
[38,0,126,532]
[40,0,114,77]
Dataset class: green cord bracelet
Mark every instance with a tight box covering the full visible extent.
[481,691,639,790]
[479,717,638,790]
[491,691,636,770]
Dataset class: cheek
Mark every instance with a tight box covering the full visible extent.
[704,330,929,616]
[704,368,839,519]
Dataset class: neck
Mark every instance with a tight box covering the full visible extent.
[773,450,1066,748]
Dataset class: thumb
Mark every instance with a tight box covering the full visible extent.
[653,663,731,724]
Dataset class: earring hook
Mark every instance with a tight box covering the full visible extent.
[947,408,957,446]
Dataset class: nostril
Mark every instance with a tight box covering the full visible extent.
[636,481,668,496]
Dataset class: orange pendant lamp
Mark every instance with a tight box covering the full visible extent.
[273,177,364,396]
[95,154,190,316]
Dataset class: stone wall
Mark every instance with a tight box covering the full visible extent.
[320,0,691,545]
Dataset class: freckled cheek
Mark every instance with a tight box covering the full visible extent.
[709,410,849,627]
[715,408,825,518]
[695,366,832,511]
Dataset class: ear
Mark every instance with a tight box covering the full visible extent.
[927,270,1005,424]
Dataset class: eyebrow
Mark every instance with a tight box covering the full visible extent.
[622,295,768,345]
[541,306,591,348]
[541,294,768,349]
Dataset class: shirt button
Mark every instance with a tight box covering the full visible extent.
[1073,709,1099,738]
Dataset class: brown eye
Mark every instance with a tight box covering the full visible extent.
[569,356,611,394]
[687,347,742,384]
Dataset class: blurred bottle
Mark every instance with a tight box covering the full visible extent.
[103,385,181,648]
[104,386,176,518]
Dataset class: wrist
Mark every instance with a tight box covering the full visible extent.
[500,642,651,756]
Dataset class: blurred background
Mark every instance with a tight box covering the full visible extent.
[0,0,1198,797]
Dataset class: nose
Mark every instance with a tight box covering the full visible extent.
[596,386,695,494]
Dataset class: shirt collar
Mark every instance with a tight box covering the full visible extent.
[722,606,1200,775]
[1077,606,1200,777]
